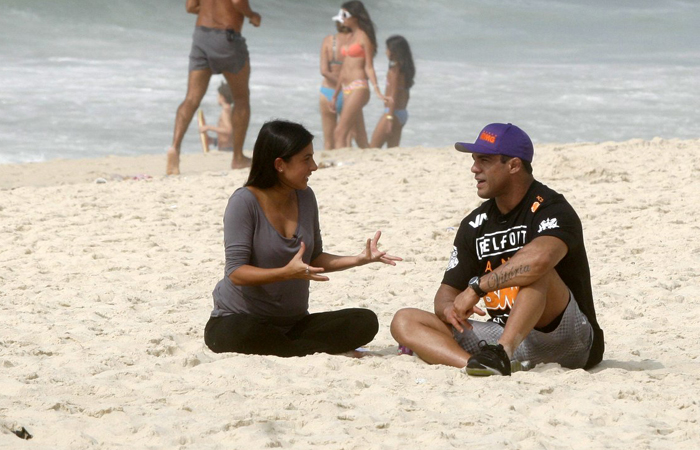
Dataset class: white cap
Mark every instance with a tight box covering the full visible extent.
[332,9,351,23]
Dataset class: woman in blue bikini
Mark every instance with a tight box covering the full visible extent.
[370,35,415,148]
[319,16,352,150]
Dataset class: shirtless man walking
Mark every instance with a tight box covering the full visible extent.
[166,0,261,175]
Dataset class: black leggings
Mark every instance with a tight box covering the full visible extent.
[204,308,379,357]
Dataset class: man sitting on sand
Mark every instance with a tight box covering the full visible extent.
[167,0,261,175]
[391,123,604,376]
[199,82,234,151]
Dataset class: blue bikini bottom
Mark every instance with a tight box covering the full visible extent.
[384,107,408,126]
[320,86,343,114]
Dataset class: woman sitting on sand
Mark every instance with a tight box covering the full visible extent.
[330,1,386,149]
[204,120,401,356]
[370,35,415,148]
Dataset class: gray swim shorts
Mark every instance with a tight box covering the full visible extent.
[189,26,249,74]
[453,292,594,369]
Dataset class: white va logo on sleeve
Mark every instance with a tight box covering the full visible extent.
[538,217,559,233]
[469,213,488,228]
[446,246,459,270]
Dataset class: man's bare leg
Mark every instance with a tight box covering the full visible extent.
[222,61,252,169]
[167,69,213,175]
[390,308,471,368]
[498,270,570,358]
[391,271,570,369]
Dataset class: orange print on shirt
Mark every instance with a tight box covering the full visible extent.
[483,257,519,311]
[483,286,520,312]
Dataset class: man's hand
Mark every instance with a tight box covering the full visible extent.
[451,288,486,330]
[186,0,200,14]
[442,303,470,333]
[434,284,484,332]
[249,12,261,27]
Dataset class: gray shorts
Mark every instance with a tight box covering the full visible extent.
[453,292,593,369]
[189,26,249,75]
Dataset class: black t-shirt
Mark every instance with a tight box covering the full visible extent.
[442,180,604,368]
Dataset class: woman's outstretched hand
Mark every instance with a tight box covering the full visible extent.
[287,242,329,281]
[360,231,403,266]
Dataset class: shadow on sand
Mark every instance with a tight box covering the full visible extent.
[592,359,665,372]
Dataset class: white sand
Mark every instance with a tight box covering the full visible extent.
[2,140,700,449]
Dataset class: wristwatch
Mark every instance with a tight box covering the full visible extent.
[468,276,487,297]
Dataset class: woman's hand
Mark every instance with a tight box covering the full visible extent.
[329,95,338,113]
[286,242,329,281]
[199,124,209,133]
[359,231,403,266]
[376,91,389,104]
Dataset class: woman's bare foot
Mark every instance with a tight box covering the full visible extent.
[166,147,180,175]
[231,154,252,169]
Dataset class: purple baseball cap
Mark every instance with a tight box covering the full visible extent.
[455,123,534,162]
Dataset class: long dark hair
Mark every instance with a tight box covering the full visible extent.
[387,35,415,88]
[342,1,377,56]
[245,120,314,189]
[217,82,232,104]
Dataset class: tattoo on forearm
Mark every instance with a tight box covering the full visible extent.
[486,264,530,290]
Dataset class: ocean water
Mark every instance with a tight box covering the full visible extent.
[1,0,698,165]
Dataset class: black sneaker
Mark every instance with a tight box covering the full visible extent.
[465,341,512,376]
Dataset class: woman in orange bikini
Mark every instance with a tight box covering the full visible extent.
[330,1,387,149]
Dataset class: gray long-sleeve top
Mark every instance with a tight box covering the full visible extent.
[211,187,323,328]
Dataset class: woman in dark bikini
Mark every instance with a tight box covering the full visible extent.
[330,1,386,149]
[370,35,415,148]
